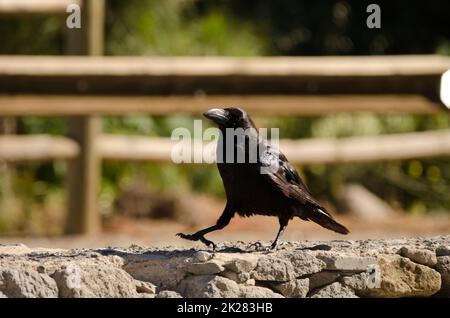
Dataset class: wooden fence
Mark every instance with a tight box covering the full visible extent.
[0,0,81,15]
[1,55,449,235]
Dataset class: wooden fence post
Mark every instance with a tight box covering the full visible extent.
[65,0,104,234]
[66,116,100,234]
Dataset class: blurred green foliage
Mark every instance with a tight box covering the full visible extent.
[105,0,267,56]
[0,0,449,234]
[0,16,63,54]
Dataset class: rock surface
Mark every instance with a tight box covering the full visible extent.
[399,247,437,267]
[317,254,377,272]
[436,256,450,296]
[310,282,358,298]
[341,255,441,297]
[0,236,449,298]
[270,278,309,298]
[308,271,341,290]
[178,275,283,298]
[0,265,58,298]
[155,290,182,298]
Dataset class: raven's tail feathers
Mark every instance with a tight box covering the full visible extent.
[308,208,349,235]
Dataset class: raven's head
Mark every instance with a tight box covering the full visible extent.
[203,107,256,129]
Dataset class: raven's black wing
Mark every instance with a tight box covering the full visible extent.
[258,145,349,234]
[258,145,322,208]
[259,146,349,234]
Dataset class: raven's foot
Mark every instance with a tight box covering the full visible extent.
[247,242,271,252]
[247,241,262,249]
[176,232,217,250]
[270,240,289,250]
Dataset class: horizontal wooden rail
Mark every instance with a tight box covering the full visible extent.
[1,55,449,76]
[99,130,450,164]
[0,94,442,116]
[0,56,448,99]
[281,129,450,164]
[0,0,81,14]
[100,135,173,162]
[0,134,79,161]
[2,130,450,164]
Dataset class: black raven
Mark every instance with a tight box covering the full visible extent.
[177,108,349,249]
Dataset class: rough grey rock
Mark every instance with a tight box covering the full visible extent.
[122,254,186,291]
[51,259,138,298]
[399,247,437,267]
[0,244,63,256]
[270,278,309,298]
[436,246,450,257]
[155,290,182,298]
[0,266,58,298]
[342,255,441,297]
[184,260,225,275]
[179,275,283,298]
[251,256,295,282]
[308,271,341,291]
[340,272,370,292]
[220,270,250,284]
[224,258,258,274]
[134,280,156,294]
[310,282,358,298]
[0,236,449,298]
[192,251,213,262]
[317,254,377,272]
[278,251,326,277]
[436,256,450,296]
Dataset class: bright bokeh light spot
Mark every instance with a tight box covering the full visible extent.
[408,160,423,178]
[426,166,441,183]
[441,69,450,108]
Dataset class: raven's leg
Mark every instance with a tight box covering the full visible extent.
[270,218,289,250]
[177,203,234,249]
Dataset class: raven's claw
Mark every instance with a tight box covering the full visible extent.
[247,242,271,252]
[247,241,262,249]
[270,241,279,250]
[176,232,217,250]
[257,245,271,252]
[176,232,192,240]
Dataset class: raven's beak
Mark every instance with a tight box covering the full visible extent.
[203,108,228,125]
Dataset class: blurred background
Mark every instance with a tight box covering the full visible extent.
[0,0,449,248]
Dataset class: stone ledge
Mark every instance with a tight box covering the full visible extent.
[0,236,449,298]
